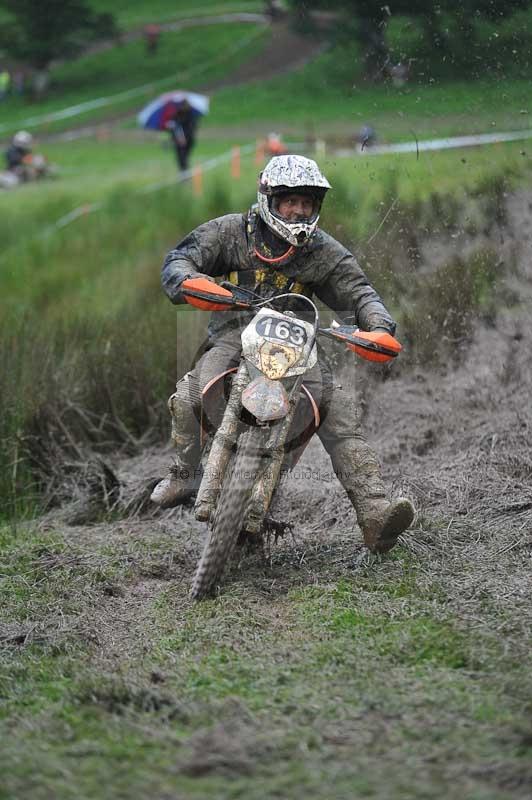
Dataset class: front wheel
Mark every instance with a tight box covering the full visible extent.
[190,429,264,600]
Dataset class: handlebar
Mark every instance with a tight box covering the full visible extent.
[181,278,319,321]
[180,277,401,362]
[320,325,402,361]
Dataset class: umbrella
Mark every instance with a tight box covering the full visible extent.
[137,91,209,131]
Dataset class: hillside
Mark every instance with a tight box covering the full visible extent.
[1,5,532,798]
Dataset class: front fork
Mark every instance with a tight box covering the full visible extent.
[194,362,249,522]
[194,362,304,529]
[244,377,303,533]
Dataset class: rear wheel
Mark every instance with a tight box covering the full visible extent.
[190,429,263,600]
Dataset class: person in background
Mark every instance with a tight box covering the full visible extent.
[389,62,410,87]
[165,99,199,172]
[5,130,33,172]
[265,0,286,19]
[355,125,377,152]
[265,132,288,156]
[12,69,27,96]
[143,24,161,55]
[0,68,10,100]
[3,130,54,186]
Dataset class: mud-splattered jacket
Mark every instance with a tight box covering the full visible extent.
[162,208,396,341]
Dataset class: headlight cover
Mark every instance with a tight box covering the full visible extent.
[242,375,289,422]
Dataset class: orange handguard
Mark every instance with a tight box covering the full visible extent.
[327,328,402,362]
[181,277,235,311]
[346,330,402,362]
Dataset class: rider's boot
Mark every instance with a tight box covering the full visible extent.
[150,391,201,508]
[150,453,198,508]
[330,439,414,553]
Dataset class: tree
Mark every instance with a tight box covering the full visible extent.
[287,0,532,80]
[0,0,117,93]
[291,1,391,80]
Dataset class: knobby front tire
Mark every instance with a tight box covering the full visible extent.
[190,429,263,600]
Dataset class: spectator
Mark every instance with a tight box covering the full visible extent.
[0,68,10,100]
[165,99,199,172]
[143,24,161,55]
[355,124,377,152]
[3,130,54,184]
[265,132,288,156]
[12,69,27,96]
[264,0,286,19]
[5,130,33,172]
[31,70,49,99]
[389,62,410,87]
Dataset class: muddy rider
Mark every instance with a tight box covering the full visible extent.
[151,155,414,554]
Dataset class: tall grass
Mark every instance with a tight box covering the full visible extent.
[0,166,253,517]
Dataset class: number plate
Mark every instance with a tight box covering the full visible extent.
[255,316,307,347]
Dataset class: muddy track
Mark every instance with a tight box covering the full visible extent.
[42,188,532,640]
[11,187,531,798]
[201,18,326,91]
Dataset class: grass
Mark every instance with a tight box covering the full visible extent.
[0,150,256,513]
[0,143,256,315]
[90,0,263,29]
[299,581,474,669]
[51,25,265,97]
[385,9,532,78]
[207,58,532,139]
[0,21,268,137]
[1,522,532,799]
[2,10,532,141]
[1,138,529,325]
[320,139,530,242]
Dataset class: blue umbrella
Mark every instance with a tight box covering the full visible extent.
[138,91,209,131]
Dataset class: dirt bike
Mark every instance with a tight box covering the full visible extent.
[179,277,402,600]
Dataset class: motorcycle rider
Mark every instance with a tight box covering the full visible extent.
[151,154,414,554]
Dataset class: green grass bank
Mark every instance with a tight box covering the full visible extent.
[1,523,531,799]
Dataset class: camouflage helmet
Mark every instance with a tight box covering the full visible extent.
[257,155,331,247]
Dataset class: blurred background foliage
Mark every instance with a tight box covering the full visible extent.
[288,0,532,80]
